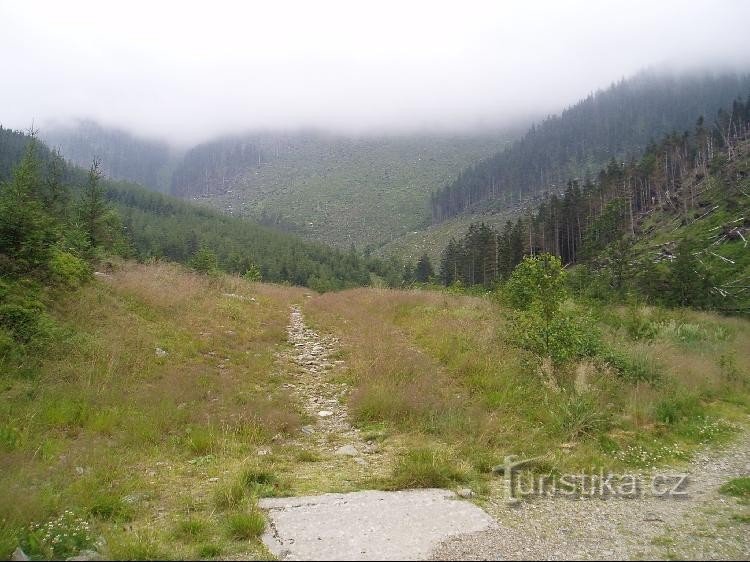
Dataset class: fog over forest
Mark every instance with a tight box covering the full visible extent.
[2,0,749,145]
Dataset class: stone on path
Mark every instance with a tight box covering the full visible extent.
[259,489,495,561]
[334,444,359,456]
[317,410,333,417]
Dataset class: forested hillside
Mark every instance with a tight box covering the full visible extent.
[172,131,511,249]
[439,94,750,312]
[0,128,409,291]
[431,71,750,222]
[42,120,176,192]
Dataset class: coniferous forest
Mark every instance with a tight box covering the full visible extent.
[439,94,750,311]
[0,127,410,292]
[431,72,750,221]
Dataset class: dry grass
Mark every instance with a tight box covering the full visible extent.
[0,260,305,559]
[2,261,749,558]
[305,288,750,481]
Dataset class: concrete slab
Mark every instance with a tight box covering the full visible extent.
[258,488,496,560]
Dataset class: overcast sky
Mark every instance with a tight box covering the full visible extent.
[1,0,749,145]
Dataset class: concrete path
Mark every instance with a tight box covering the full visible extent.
[259,489,496,560]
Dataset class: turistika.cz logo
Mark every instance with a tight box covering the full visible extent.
[493,455,689,500]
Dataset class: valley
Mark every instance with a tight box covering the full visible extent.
[2,6,750,558]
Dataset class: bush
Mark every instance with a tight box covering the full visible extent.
[48,249,91,287]
[655,394,704,425]
[189,248,219,275]
[0,302,45,343]
[505,255,600,364]
[242,264,262,282]
[623,304,658,341]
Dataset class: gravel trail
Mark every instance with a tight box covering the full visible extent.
[430,429,750,560]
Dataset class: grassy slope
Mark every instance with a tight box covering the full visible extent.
[196,133,510,250]
[1,263,310,559]
[2,262,749,559]
[305,289,750,477]
[376,210,512,264]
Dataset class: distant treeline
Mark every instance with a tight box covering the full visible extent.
[43,120,175,193]
[0,127,410,291]
[431,71,750,222]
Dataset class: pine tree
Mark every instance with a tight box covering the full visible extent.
[0,137,54,274]
[415,253,434,283]
[78,159,107,249]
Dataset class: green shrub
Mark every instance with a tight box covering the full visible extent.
[601,348,661,383]
[0,327,18,359]
[48,249,91,287]
[242,264,262,282]
[553,393,611,440]
[623,304,657,341]
[189,248,219,275]
[655,394,704,425]
[0,303,45,343]
[224,511,265,540]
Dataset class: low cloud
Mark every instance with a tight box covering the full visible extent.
[1,0,749,145]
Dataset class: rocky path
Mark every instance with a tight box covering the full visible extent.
[430,428,750,560]
[281,306,379,462]
[264,306,749,561]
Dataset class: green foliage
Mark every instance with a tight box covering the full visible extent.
[388,447,469,489]
[224,511,265,540]
[0,139,55,275]
[0,302,48,344]
[655,394,704,425]
[505,255,598,363]
[504,254,566,311]
[719,477,750,498]
[242,263,262,282]
[19,511,95,560]
[189,248,219,275]
[48,250,91,287]
[414,253,435,283]
[78,161,108,249]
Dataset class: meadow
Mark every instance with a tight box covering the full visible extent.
[1,261,749,559]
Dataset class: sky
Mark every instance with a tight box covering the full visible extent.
[1,0,749,145]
